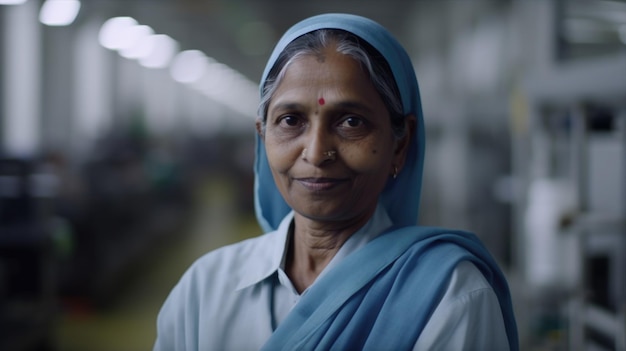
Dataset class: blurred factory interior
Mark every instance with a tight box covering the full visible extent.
[0,0,625,350]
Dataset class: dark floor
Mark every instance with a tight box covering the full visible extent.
[53,177,260,351]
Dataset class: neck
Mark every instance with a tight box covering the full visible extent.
[286,211,373,293]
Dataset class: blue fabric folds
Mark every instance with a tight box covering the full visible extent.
[261,227,519,351]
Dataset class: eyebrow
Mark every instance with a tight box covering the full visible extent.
[270,100,373,114]
[333,101,374,113]
[270,102,306,113]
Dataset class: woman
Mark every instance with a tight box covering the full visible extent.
[154,13,518,350]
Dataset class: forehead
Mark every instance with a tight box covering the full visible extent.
[271,49,377,102]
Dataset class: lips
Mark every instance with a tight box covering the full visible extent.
[296,177,348,191]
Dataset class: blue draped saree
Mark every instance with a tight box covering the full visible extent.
[261,227,518,350]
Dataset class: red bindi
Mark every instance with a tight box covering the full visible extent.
[318,97,325,105]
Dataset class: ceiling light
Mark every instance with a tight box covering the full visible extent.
[98,17,138,50]
[170,50,209,83]
[139,34,178,69]
[39,0,81,26]
[118,25,154,59]
[0,0,28,5]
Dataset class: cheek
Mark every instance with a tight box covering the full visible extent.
[342,138,394,174]
[264,138,297,174]
[350,155,391,180]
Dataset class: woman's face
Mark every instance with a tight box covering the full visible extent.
[260,47,410,224]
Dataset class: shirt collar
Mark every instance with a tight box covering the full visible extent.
[235,204,393,291]
[235,211,294,291]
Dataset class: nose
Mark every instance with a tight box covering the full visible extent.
[302,124,335,166]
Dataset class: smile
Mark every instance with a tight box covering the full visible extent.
[296,177,348,191]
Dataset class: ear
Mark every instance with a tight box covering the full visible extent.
[255,119,265,140]
[392,114,416,172]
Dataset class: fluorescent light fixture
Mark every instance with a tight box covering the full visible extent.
[192,61,259,117]
[98,17,138,50]
[39,0,81,26]
[139,34,178,69]
[97,15,256,116]
[119,25,154,59]
[0,0,28,5]
[170,50,209,83]
[194,62,230,95]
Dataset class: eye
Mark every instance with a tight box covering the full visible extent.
[278,115,302,127]
[339,116,365,128]
[336,115,371,139]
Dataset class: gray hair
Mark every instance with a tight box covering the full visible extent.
[258,29,406,139]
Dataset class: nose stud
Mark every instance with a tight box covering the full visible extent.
[323,150,337,161]
[301,149,337,161]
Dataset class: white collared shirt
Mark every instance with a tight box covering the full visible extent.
[154,205,510,350]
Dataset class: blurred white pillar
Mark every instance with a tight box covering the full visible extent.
[41,22,74,155]
[73,16,113,158]
[1,0,42,157]
[142,67,178,137]
[115,56,142,130]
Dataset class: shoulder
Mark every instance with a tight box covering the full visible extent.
[157,230,284,317]
[154,232,284,350]
[445,260,493,298]
[177,231,281,291]
[414,261,510,350]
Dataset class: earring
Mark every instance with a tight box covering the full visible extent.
[301,148,307,159]
[393,166,398,179]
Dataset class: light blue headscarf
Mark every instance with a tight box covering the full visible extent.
[255,13,518,351]
[254,13,424,232]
